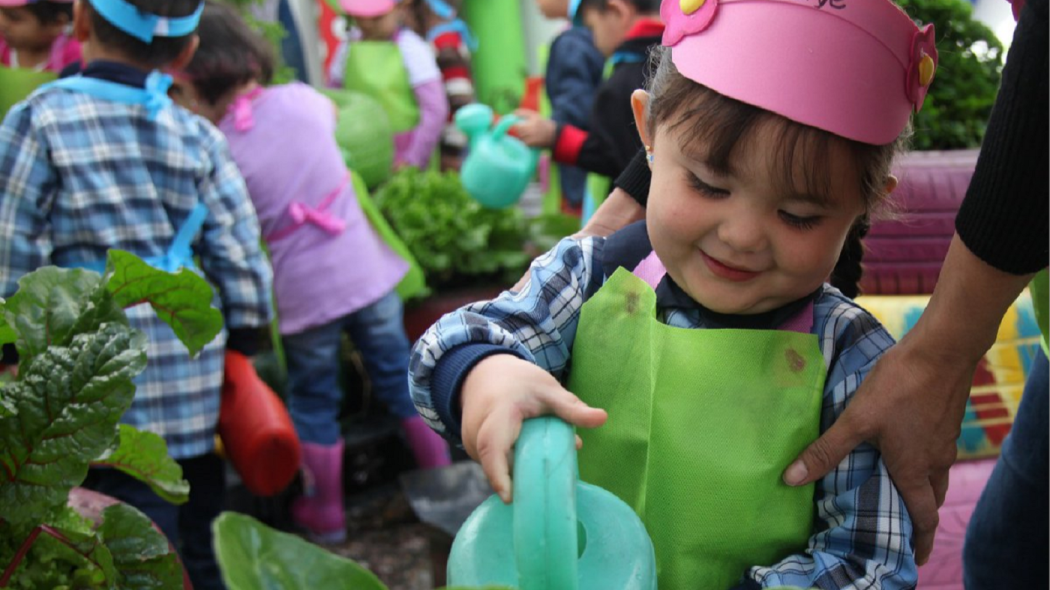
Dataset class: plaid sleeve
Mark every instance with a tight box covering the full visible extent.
[409,236,605,437]
[194,130,272,330]
[0,103,56,297]
[748,294,918,589]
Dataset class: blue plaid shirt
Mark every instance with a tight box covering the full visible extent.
[0,62,273,460]
[409,226,917,589]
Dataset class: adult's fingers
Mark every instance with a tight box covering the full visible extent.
[897,474,941,565]
[783,408,869,486]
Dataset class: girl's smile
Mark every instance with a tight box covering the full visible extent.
[699,250,762,282]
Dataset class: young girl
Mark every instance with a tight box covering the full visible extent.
[410,0,938,588]
[401,0,475,171]
[170,1,450,545]
[0,0,79,72]
[328,0,448,170]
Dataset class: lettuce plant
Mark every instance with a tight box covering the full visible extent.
[0,251,223,589]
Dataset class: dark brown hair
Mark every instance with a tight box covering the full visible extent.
[84,0,199,68]
[579,0,660,14]
[645,46,908,298]
[22,1,73,25]
[182,1,274,106]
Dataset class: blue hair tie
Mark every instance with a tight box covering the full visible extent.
[90,0,203,43]
[568,0,584,26]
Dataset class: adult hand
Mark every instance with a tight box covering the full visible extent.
[782,333,973,564]
[512,109,558,148]
[574,187,646,239]
[460,354,607,503]
[783,234,1037,565]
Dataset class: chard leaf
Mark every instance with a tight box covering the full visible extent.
[0,323,147,524]
[99,503,182,590]
[214,512,388,590]
[0,268,125,365]
[93,425,189,506]
[104,250,223,357]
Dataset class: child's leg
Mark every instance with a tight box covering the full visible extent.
[283,320,345,445]
[282,320,347,543]
[176,453,226,590]
[345,290,450,469]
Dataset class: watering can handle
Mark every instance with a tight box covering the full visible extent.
[512,417,580,590]
[492,114,523,141]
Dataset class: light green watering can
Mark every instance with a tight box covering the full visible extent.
[456,103,539,210]
[446,417,657,590]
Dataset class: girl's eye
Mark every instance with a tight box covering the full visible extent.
[688,174,729,198]
[779,211,821,230]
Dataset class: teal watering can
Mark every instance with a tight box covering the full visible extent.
[447,417,657,590]
[456,103,539,209]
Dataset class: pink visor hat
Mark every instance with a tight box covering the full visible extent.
[339,0,397,17]
[662,0,938,145]
[0,0,73,7]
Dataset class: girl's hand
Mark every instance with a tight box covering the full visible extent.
[461,354,607,503]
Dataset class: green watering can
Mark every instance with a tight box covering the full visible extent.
[447,417,657,590]
[456,103,539,210]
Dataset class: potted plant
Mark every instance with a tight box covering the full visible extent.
[0,251,223,589]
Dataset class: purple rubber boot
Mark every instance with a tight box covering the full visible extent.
[401,416,451,470]
[291,440,347,544]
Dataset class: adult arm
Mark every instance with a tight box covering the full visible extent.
[575,148,649,238]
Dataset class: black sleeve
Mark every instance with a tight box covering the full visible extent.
[955,0,1049,274]
[615,148,653,207]
[571,63,647,179]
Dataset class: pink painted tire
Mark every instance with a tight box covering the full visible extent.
[861,150,979,295]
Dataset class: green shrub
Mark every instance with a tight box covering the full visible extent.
[898,0,1004,150]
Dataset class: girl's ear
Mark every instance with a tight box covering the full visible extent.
[631,89,652,160]
[883,175,898,196]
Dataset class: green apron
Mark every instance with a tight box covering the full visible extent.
[343,40,419,133]
[0,65,56,119]
[1030,268,1049,354]
[349,172,427,301]
[567,266,825,589]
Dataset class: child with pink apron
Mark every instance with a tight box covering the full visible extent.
[171,2,450,545]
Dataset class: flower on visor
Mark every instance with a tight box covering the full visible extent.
[661,0,719,46]
[906,23,937,112]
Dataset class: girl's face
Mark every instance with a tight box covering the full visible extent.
[354,10,399,40]
[635,92,870,315]
[0,7,63,52]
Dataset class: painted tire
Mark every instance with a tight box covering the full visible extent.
[861,150,979,295]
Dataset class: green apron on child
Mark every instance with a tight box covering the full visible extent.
[342,40,419,133]
[567,266,825,589]
[0,65,57,119]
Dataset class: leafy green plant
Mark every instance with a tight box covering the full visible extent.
[0,251,224,589]
[899,0,1004,150]
[374,169,531,290]
[214,512,512,590]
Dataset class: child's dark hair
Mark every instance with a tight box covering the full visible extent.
[182,1,274,106]
[23,1,73,25]
[645,47,908,298]
[84,0,200,68]
[578,0,660,14]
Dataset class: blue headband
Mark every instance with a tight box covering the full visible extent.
[424,0,455,19]
[91,0,203,43]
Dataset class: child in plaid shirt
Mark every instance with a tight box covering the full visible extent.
[0,0,271,587]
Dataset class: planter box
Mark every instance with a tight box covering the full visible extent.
[403,284,508,343]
